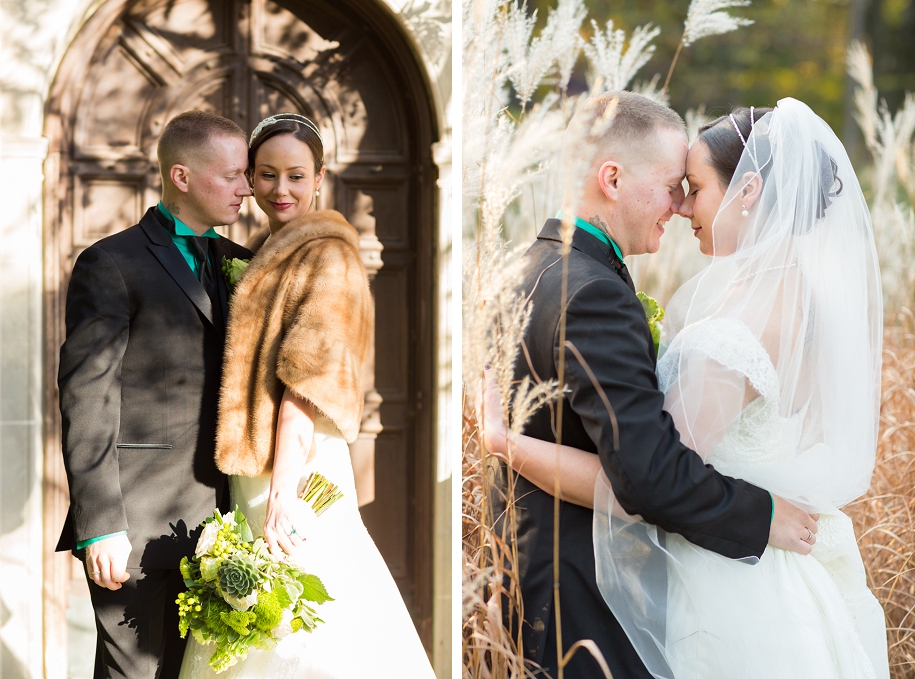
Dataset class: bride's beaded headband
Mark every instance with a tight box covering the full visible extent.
[729,106,761,171]
[249,113,323,147]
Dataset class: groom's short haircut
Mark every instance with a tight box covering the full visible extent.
[157,110,247,183]
[562,91,686,176]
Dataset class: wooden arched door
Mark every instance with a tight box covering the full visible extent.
[44,0,436,669]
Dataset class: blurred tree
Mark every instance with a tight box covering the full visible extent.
[866,0,915,110]
[526,0,914,162]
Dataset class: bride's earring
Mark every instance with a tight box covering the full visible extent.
[741,204,749,217]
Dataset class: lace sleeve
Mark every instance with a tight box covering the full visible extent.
[660,319,778,402]
[658,318,780,459]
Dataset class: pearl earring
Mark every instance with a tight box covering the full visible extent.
[741,204,749,217]
[315,188,320,197]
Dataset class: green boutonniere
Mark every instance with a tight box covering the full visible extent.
[221,257,250,293]
[636,291,665,354]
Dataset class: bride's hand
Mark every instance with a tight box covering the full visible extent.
[478,366,511,460]
[263,489,316,559]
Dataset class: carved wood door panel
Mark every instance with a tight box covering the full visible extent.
[44,0,436,666]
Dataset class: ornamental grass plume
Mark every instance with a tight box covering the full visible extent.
[503,3,554,109]
[662,0,754,95]
[847,42,915,316]
[682,0,753,46]
[583,20,660,93]
[504,0,588,105]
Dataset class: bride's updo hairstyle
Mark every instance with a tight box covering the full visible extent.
[698,107,843,223]
[247,113,325,172]
[696,107,775,191]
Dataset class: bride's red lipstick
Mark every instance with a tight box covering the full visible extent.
[269,201,294,210]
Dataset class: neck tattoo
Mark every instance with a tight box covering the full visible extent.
[589,215,610,234]
[166,201,180,215]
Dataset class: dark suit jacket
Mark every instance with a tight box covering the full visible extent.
[56,206,252,569]
[491,219,772,679]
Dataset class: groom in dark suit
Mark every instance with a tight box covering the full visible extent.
[56,110,253,678]
[493,91,821,679]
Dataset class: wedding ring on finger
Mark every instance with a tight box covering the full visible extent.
[803,528,813,543]
[288,528,298,537]
[90,570,101,576]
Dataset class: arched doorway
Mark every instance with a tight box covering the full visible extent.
[43,0,437,671]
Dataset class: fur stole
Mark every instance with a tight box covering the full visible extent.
[215,210,372,476]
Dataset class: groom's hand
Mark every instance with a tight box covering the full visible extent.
[768,494,819,555]
[86,534,132,590]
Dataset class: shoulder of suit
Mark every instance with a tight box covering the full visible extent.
[80,223,149,260]
[527,239,631,297]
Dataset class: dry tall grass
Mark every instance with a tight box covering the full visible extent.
[462,400,531,678]
[848,312,915,678]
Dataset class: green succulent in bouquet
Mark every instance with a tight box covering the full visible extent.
[218,555,261,608]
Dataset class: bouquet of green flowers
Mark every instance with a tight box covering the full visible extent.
[177,478,339,672]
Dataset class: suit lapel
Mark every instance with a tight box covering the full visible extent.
[139,209,215,326]
[570,227,616,272]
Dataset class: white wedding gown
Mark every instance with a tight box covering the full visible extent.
[178,414,435,679]
[648,319,889,679]
[594,319,889,679]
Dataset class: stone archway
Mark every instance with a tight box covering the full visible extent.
[43,0,438,673]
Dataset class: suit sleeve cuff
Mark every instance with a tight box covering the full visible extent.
[76,531,127,551]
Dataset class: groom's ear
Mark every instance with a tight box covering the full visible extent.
[169,164,191,194]
[597,160,622,202]
[740,171,763,209]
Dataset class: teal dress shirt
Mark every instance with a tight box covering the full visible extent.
[157,201,220,279]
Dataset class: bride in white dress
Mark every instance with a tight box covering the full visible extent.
[484,98,889,678]
[179,113,435,678]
